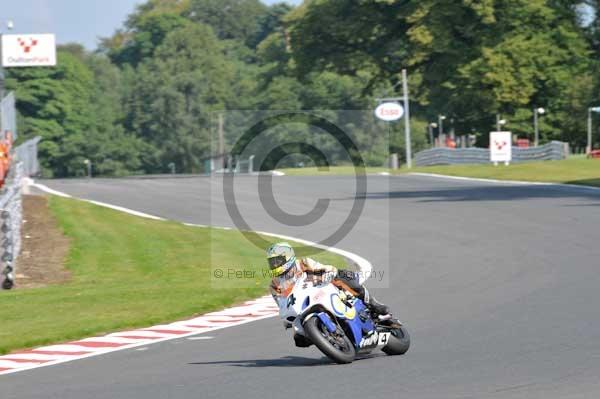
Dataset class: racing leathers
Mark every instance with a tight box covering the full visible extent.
[269,257,390,347]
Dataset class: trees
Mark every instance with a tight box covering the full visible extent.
[8,0,598,176]
[452,1,591,142]
[287,0,411,91]
[7,46,144,177]
[101,13,189,67]
[84,53,145,176]
[7,51,96,177]
[189,0,268,46]
[251,2,293,48]
[125,23,233,173]
[288,0,593,145]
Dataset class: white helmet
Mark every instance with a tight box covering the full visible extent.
[266,242,296,277]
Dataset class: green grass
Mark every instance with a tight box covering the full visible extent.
[0,196,345,354]
[277,158,600,187]
[409,157,600,187]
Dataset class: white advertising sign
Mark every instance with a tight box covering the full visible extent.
[490,131,512,164]
[374,102,404,121]
[2,34,57,67]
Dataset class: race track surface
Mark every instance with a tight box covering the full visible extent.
[3,174,600,399]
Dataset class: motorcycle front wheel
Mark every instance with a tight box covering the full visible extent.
[304,316,355,364]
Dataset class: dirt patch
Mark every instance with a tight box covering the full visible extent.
[16,195,71,289]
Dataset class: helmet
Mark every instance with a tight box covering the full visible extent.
[266,242,296,277]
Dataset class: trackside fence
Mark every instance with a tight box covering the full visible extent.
[209,154,256,174]
[0,92,17,140]
[0,91,26,289]
[415,141,568,167]
[0,162,23,289]
[15,136,41,177]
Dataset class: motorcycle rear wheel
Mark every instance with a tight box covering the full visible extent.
[381,325,410,355]
[304,316,356,364]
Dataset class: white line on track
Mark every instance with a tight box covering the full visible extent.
[84,200,165,220]
[29,182,72,197]
[107,330,176,339]
[29,344,100,353]
[0,353,68,361]
[0,312,279,376]
[408,172,600,192]
[0,360,43,369]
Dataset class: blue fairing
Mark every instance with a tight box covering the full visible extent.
[342,299,375,348]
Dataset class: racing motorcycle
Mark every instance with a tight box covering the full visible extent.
[277,272,410,364]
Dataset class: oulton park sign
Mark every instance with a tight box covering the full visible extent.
[2,34,56,67]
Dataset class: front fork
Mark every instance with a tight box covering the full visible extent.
[301,312,338,334]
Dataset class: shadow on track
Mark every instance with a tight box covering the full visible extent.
[333,185,600,203]
[565,178,600,187]
[189,354,387,368]
[189,356,329,368]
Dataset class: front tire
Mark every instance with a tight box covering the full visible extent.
[304,316,355,364]
[382,325,410,355]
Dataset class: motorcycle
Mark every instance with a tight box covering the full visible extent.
[277,272,410,364]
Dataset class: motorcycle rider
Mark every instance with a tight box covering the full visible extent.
[267,242,390,347]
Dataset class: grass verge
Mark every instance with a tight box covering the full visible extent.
[277,158,600,187]
[0,196,345,354]
[409,157,600,187]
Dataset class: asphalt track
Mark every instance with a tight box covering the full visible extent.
[3,174,600,399]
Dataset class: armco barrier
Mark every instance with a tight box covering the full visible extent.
[0,162,23,289]
[415,141,567,166]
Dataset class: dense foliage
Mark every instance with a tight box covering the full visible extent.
[6,0,600,176]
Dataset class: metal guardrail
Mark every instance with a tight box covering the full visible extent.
[415,141,568,166]
[1,162,23,289]
[211,155,256,174]
[0,90,23,289]
[234,155,255,174]
[0,92,17,140]
[15,136,41,177]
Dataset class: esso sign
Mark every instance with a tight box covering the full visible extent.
[374,102,404,121]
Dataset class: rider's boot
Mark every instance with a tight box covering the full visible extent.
[362,287,390,317]
[335,270,391,316]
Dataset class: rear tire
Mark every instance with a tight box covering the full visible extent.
[304,316,355,364]
[382,325,410,355]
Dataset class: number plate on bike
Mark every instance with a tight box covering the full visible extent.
[377,332,391,347]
